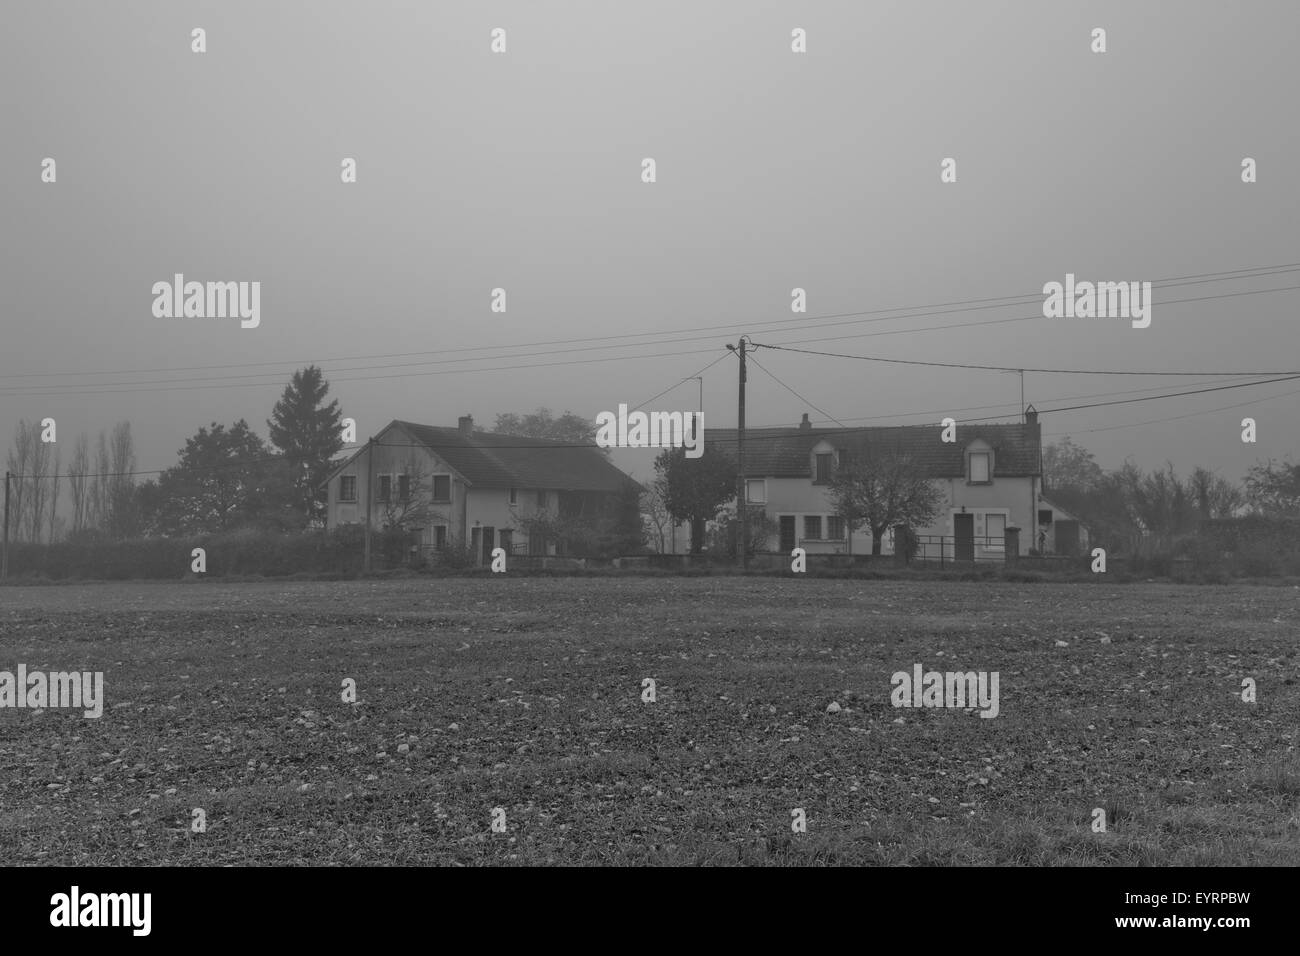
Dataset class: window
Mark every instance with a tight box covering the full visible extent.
[827,516,845,540]
[377,474,392,502]
[746,479,766,504]
[509,488,517,505]
[398,474,411,501]
[537,489,548,508]
[969,452,991,483]
[434,526,447,550]
[985,513,1006,549]
[339,475,357,502]
[432,475,451,502]
[804,516,822,540]
[815,453,833,483]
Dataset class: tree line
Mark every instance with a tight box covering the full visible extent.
[5,366,344,542]
[9,379,1298,563]
[1041,436,1300,553]
[3,388,641,553]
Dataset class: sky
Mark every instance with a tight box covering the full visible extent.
[2,0,1298,485]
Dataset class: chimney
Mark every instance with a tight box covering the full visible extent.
[1025,404,1038,426]
[799,413,811,430]
[458,414,474,436]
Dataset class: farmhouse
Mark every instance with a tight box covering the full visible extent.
[322,416,635,563]
[708,409,1045,558]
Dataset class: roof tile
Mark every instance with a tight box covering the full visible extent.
[707,421,1041,477]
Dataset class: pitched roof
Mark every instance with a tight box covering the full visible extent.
[707,421,1041,478]
[388,420,633,492]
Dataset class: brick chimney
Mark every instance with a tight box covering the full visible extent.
[799,413,811,430]
[458,414,474,436]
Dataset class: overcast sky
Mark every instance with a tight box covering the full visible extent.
[3,0,1297,484]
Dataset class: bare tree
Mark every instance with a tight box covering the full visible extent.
[641,478,673,553]
[826,447,945,555]
[1244,457,1300,516]
[91,430,111,531]
[1188,467,1243,522]
[68,433,90,535]
[46,445,62,542]
[379,462,450,532]
[5,421,36,543]
[22,426,51,544]
[103,422,136,537]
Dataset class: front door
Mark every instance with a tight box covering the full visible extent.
[470,527,482,563]
[481,526,495,564]
[779,515,796,553]
[954,513,975,561]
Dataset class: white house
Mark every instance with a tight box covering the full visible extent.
[321,416,636,563]
[707,409,1046,558]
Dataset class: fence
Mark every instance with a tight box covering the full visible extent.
[912,534,1009,567]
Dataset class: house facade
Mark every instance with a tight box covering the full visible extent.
[708,410,1044,558]
[321,416,635,563]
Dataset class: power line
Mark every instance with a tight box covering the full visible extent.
[1043,384,1300,437]
[754,307,1300,376]
[21,354,734,480]
[1021,374,1300,416]
[628,353,729,413]
[750,283,1300,355]
[0,345,727,398]
[4,262,1297,389]
[747,355,849,427]
[9,276,1296,397]
[24,372,1300,482]
[747,373,1274,430]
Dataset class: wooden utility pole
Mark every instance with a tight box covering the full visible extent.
[2,471,9,580]
[363,437,376,573]
[731,337,750,570]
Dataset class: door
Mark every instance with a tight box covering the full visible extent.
[779,515,797,553]
[481,527,495,563]
[1055,520,1079,556]
[954,513,975,561]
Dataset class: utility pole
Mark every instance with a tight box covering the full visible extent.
[729,337,750,569]
[2,471,9,580]
[363,437,375,573]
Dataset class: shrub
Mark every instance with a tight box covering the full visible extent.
[2,526,395,580]
[434,537,479,570]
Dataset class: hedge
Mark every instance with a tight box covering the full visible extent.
[3,526,415,580]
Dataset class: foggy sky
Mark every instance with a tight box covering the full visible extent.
[3,0,1297,484]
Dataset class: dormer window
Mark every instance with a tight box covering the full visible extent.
[969,451,991,484]
[814,453,833,483]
